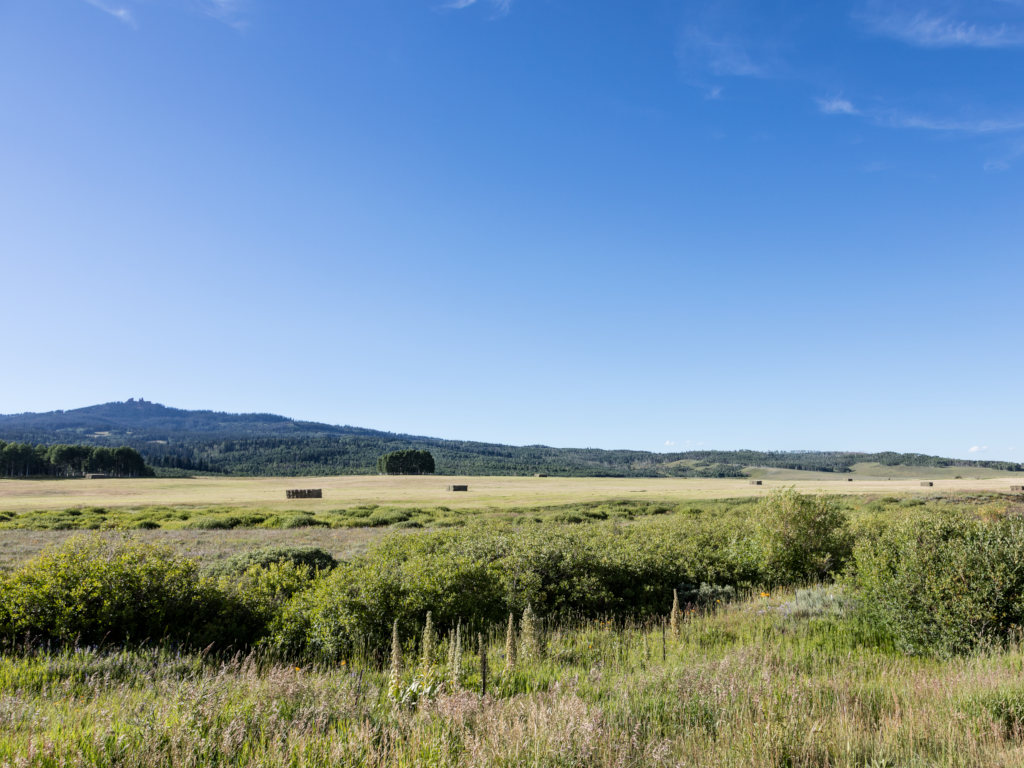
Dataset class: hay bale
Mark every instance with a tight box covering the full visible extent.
[749,480,762,486]
[920,481,934,487]
[1011,485,1024,492]
[847,478,853,482]
[285,489,323,499]
[85,474,109,480]
[534,473,548,478]
[447,485,468,492]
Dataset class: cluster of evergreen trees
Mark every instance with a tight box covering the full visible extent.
[377,449,435,475]
[0,441,152,478]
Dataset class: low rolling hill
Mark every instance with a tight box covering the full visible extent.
[1,400,1021,479]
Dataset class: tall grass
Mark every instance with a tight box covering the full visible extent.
[2,589,1023,767]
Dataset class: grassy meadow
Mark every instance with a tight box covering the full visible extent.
[6,589,1024,767]
[2,479,1024,766]
[0,471,1021,514]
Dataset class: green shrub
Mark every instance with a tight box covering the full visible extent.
[270,513,765,659]
[367,509,411,527]
[756,489,852,585]
[847,513,1024,655]
[208,545,338,579]
[262,515,330,529]
[270,537,504,659]
[0,536,253,648]
[184,516,243,530]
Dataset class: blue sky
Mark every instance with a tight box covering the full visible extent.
[1,0,1021,459]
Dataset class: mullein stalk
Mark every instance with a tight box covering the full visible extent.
[670,589,682,636]
[520,603,539,660]
[420,611,435,675]
[504,612,517,672]
[388,619,402,702]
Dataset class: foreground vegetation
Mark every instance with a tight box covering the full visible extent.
[7,589,1024,766]
[3,489,1024,765]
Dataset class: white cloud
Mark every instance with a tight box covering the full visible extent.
[679,27,765,77]
[200,0,248,29]
[664,440,677,447]
[81,0,249,28]
[818,97,859,115]
[444,0,512,14]
[862,10,1024,48]
[968,445,989,453]
[82,0,135,25]
[889,113,1024,134]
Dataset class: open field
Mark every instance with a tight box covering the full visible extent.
[0,526,384,572]
[7,588,1024,767]
[1,472,1022,513]
[5,488,1024,765]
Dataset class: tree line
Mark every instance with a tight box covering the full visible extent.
[0,441,152,478]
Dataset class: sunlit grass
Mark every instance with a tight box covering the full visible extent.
[3,589,1024,766]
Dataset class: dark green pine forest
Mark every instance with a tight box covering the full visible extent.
[0,399,1020,478]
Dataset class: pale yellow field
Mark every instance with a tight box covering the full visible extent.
[0,473,1020,513]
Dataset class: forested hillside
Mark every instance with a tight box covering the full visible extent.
[0,400,1020,477]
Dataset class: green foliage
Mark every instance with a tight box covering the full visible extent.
[8,400,1021,476]
[0,537,251,648]
[376,449,435,475]
[847,512,1024,656]
[755,489,853,585]
[0,440,152,478]
[208,545,337,579]
[268,509,764,660]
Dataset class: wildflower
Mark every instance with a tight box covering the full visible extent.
[448,621,462,689]
[520,604,540,660]
[388,619,402,703]
[760,592,770,598]
[421,611,435,675]
[670,588,682,636]
[504,612,517,672]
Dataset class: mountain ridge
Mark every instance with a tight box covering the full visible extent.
[1,400,1020,478]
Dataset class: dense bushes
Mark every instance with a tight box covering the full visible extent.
[208,545,338,578]
[8,491,1017,661]
[847,512,1024,656]
[756,489,852,585]
[267,512,766,660]
[0,538,253,647]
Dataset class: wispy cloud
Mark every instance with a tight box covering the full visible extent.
[675,0,787,87]
[199,0,248,29]
[888,113,1024,134]
[679,27,765,77]
[860,7,1024,48]
[664,440,677,447]
[81,0,249,28]
[82,0,135,26]
[969,445,989,453]
[443,0,512,14]
[818,97,859,115]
